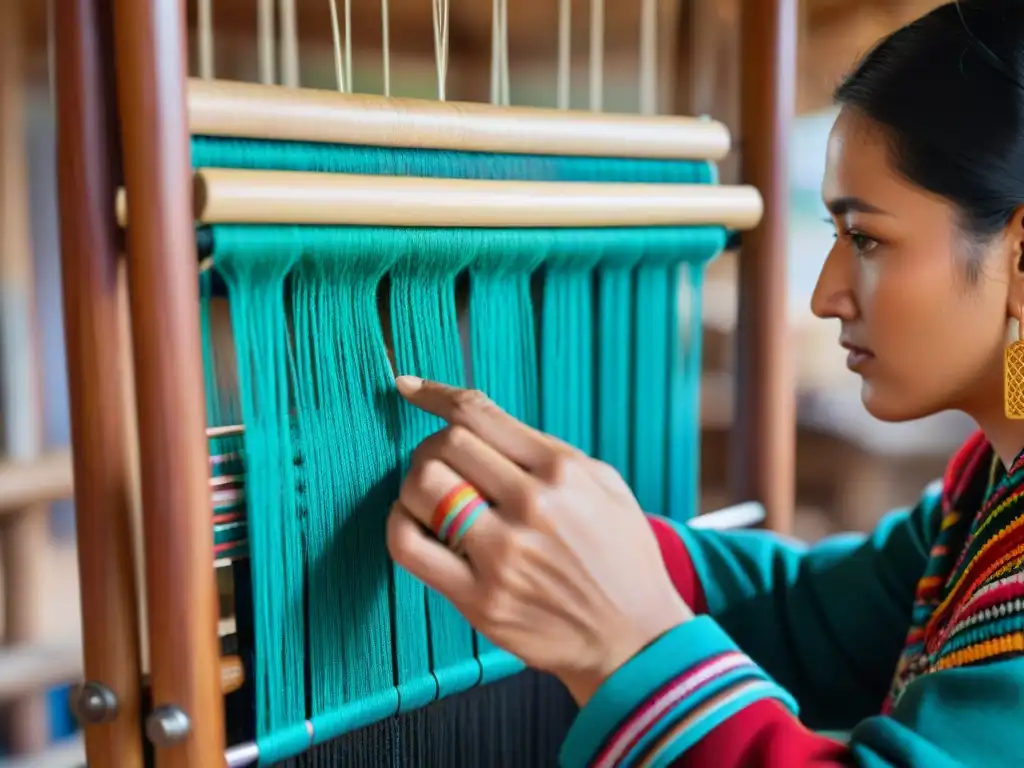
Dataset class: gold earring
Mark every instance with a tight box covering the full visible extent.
[1005,310,1024,419]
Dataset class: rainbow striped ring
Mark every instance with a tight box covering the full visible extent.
[431,481,490,550]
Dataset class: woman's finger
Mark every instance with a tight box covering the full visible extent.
[413,425,536,515]
[386,503,477,605]
[395,376,556,470]
[398,455,505,550]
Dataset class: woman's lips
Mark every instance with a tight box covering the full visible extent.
[841,342,874,372]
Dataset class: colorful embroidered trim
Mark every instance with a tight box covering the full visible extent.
[592,651,784,768]
[640,679,779,767]
[885,432,1024,711]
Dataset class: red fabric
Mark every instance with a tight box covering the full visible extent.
[647,515,708,613]
[677,700,851,767]
[944,430,988,502]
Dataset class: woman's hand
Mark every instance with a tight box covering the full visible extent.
[386,376,693,706]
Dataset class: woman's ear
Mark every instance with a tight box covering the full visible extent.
[1005,209,1024,322]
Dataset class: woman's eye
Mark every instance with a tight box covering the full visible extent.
[850,233,879,254]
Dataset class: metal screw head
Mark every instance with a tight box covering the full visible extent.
[70,682,119,726]
[146,705,192,747]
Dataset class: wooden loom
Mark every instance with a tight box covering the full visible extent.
[0,0,801,765]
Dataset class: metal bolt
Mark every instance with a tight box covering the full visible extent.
[70,682,119,726]
[146,705,192,747]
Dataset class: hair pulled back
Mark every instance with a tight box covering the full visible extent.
[836,0,1024,241]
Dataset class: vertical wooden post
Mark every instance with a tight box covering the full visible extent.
[732,0,797,532]
[53,0,145,765]
[0,0,52,753]
[111,0,224,765]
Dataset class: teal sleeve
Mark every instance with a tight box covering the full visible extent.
[849,656,1024,766]
[675,481,944,730]
[560,614,1024,767]
[559,616,799,768]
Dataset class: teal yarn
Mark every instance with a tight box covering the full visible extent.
[631,260,673,516]
[595,245,645,484]
[210,230,307,750]
[199,222,726,762]
[389,231,481,703]
[631,228,726,519]
[466,231,547,428]
[669,261,710,518]
[541,238,602,453]
[289,230,400,736]
[191,135,717,185]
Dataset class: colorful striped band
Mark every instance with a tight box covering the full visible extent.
[447,498,489,549]
[432,482,488,548]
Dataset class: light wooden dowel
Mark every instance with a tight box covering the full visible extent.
[0,450,75,512]
[115,170,763,230]
[187,78,732,160]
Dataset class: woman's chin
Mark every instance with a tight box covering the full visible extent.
[860,380,933,423]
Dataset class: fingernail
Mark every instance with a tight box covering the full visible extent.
[395,375,424,395]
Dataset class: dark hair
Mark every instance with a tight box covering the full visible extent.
[835,0,1024,245]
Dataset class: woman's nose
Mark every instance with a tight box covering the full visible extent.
[810,246,856,321]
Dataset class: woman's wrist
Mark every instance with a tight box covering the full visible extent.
[559,596,693,707]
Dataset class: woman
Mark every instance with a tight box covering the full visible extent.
[387,2,1024,766]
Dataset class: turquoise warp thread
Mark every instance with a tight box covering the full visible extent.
[199,221,726,763]
[191,135,716,185]
[541,237,602,453]
[631,229,725,517]
[290,230,402,744]
[594,244,644,484]
[208,231,307,764]
[389,231,481,703]
[669,261,709,517]
[464,230,547,685]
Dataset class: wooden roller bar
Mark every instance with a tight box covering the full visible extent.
[115,170,764,230]
[188,78,732,161]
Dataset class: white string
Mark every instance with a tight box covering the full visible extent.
[279,0,300,87]
[329,0,346,92]
[490,0,500,104]
[489,0,509,105]
[500,0,510,104]
[639,0,658,115]
[589,0,604,111]
[557,0,571,109]
[344,0,353,93]
[257,0,276,85]
[433,0,450,101]
[381,0,392,96]
[198,0,214,79]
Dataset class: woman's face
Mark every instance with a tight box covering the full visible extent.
[813,108,1016,422]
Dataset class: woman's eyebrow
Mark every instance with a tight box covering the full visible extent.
[824,196,891,216]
